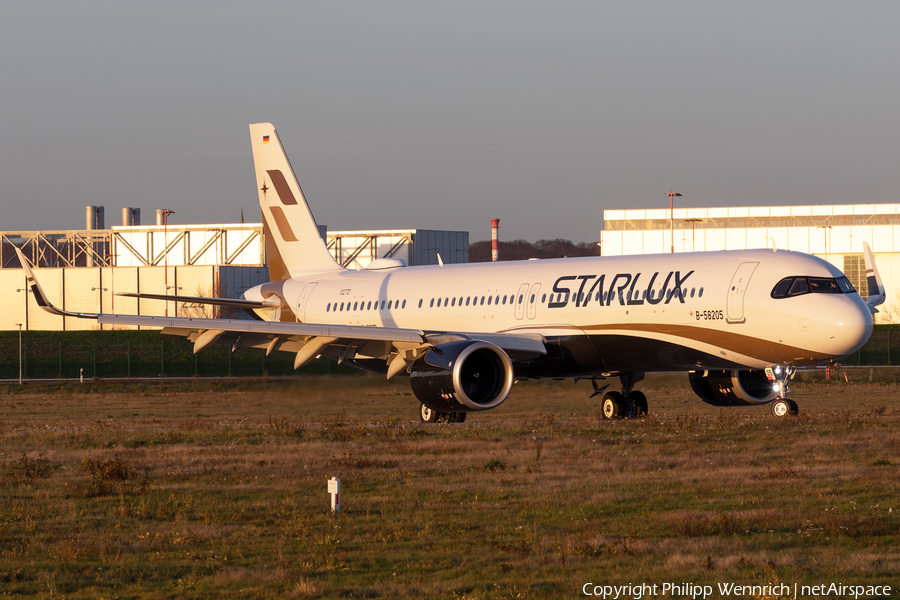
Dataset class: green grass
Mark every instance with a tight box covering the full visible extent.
[0,375,899,598]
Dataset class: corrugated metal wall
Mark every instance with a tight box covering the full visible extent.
[2,265,269,330]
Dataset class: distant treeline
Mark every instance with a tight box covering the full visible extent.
[469,239,601,262]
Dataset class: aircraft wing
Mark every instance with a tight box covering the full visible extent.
[96,313,546,374]
[17,246,545,377]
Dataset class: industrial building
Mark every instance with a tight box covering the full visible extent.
[1,207,468,331]
[600,202,900,321]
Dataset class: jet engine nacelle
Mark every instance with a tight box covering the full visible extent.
[409,340,514,412]
[688,370,779,407]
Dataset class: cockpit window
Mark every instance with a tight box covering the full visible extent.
[771,275,856,299]
[835,276,856,293]
[771,278,792,298]
[788,278,809,296]
[808,277,842,293]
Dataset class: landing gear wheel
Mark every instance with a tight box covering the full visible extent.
[420,404,440,423]
[771,398,798,418]
[449,412,467,423]
[631,391,648,418]
[602,391,626,420]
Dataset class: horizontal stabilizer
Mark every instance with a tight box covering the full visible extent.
[116,292,276,309]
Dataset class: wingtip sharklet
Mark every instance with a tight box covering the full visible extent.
[863,242,885,314]
[13,246,98,319]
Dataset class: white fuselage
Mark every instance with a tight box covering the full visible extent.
[245,249,872,375]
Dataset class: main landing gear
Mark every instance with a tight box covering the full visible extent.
[594,373,648,420]
[768,365,799,417]
[419,403,467,424]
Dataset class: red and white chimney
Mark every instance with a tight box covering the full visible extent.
[491,218,500,262]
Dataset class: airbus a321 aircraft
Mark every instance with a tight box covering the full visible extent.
[19,123,885,422]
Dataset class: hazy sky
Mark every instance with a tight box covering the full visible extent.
[3,1,899,242]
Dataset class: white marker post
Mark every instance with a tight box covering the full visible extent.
[328,477,341,513]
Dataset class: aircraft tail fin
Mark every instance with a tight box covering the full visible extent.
[249,123,343,279]
[862,242,885,314]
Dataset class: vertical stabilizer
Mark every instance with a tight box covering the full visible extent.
[249,123,342,279]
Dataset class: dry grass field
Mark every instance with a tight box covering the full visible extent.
[1,373,899,599]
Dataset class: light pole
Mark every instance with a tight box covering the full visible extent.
[15,323,22,385]
[161,209,175,316]
[816,225,832,256]
[684,218,703,252]
[106,253,118,328]
[667,192,682,253]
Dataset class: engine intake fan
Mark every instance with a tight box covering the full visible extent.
[410,340,514,412]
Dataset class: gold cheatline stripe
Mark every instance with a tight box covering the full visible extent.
[511,322,829,364]
[270,206,298,242]
[261,212,288,281]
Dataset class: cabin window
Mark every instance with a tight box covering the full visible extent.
[699,288,704,298]
[466,297,470,306]
[352,302,357,310]
[418,299,422,308]
[430,298,434,307]
[530,294,535,303]
[451,297,456,307]
[487,296,492,305]
[541,294,546,303]
[402,300,407,308]
[380,300,386,310]
[326,303,331,312]
[690,288,695,298]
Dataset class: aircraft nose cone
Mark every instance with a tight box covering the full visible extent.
[830,299,873,356]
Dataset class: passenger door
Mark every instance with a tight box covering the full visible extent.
[514,283,530,320]
[726,262,758,324]
[297,282,318,322]
[526,283,541,320]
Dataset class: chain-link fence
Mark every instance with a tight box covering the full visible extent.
[0,330,354,380]
[2,326,898,381]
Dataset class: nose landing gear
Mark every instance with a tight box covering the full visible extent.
[767,366,799,417]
